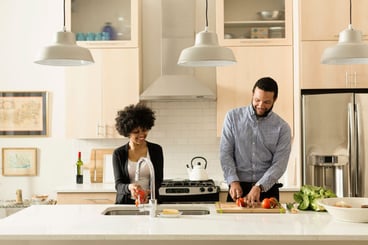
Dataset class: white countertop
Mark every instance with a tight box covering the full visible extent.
[56,182,299,193]
[0,203,367,243]
[56,183,116,192]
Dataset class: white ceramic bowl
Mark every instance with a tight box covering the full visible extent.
[318,197,368,223]
[257,10,284,20]
[31,194,49,204]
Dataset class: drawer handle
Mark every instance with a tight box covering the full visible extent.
[84,198,111,202]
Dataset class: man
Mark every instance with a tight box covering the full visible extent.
[220,77,291,207]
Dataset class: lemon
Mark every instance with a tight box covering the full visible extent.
[161,209,180,215]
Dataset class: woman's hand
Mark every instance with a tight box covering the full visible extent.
[129,184,148,204]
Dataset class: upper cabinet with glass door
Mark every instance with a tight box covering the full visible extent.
[65,0,140,48]
[216,0,292,46]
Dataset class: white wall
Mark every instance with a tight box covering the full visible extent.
[0,0,71,200]
[0,0,299,201]
[0,0,223,201]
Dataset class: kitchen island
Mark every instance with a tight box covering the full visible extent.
[0,204,367,245]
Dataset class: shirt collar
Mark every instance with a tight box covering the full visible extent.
[248,104,273,120]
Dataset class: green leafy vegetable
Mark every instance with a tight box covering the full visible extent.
[293,185,336,211]
[286,202,295,211]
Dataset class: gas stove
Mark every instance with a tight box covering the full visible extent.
[159,179,220,203]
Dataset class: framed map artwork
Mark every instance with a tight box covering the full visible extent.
[0,91,48,136]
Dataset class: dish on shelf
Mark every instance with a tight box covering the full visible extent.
[269,27,285,38]
[224,33,234,39]
[318,197,368,223]
[258,10,284,20]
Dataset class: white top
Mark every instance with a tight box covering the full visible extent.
[0,204,367,241]
[127,158,150,191]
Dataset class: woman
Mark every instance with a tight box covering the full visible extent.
[112,102,164,204]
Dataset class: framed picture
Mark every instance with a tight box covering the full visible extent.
[2,148,37,176]
[0,91,48,136]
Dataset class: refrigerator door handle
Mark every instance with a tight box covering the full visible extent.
[348,103,355,197]
[356,103,362,197]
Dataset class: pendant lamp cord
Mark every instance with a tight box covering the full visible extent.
[63,0,66,32]
[349,0,352,25]
[205,0,208,29]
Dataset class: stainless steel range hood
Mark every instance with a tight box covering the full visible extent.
[140,74,216,101]
[140,0,216,101]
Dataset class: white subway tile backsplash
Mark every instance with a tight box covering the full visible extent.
[145,101,223,180]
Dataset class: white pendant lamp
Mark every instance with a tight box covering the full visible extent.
[177,0,236,67]
[321,0,368,64]
[34,0,94,66]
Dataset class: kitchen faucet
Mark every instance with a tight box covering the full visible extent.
[135,157,157,217]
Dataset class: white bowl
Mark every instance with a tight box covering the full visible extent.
[257,10,284,20]
[318,197,368,223]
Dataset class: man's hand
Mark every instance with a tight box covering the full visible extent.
[229,181,243,201]
[244,185,261,207]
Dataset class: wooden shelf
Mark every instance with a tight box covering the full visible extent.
[224,20,285,26]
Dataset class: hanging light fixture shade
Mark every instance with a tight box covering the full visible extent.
[34,0,94,66]
[35,28,94,66]
[178,27,236,67]
[177,0,236,67]
[321,0,368,64]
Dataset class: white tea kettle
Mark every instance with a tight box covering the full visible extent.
[186,156,209,181]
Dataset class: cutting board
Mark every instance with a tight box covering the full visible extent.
[89,149,114,183]
[215,202,285,213]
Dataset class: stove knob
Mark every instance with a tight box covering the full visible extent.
[207,187,213,192]
[200,187,205,192]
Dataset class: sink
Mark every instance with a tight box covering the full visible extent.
[102,205,210,216]
[104,209,150,215]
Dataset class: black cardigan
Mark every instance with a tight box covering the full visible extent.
[112,141,164,204]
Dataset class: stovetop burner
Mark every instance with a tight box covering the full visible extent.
[159,179,220,203]
[160,179,216,188]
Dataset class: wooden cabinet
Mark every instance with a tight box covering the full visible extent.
[216,0,292,46]
[301,41,368,89]
[65,0,141,47]
[300,0,368,88]
[57,192,116,204]
[65,48,140,138]
[300,0,368,41]
[65,0,141,138]
[216,46,294,136]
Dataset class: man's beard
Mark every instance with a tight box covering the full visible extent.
[252,104,273,118]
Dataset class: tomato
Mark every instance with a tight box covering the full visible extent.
[261,198,271,209]
[269,197,280,208]
[135,189,146,207]
[236,197,246,207]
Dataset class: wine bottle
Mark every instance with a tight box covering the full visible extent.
[76,151,84,184]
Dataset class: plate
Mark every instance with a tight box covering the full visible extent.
[318,197,368,223]
[158,212,183,218]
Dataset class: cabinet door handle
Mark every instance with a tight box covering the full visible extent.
[96,124,106,136]
[345,71,358,88]
[84,198,112,203]
[105,125,118,137]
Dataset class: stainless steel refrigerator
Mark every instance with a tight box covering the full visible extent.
[301,89,368,197]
